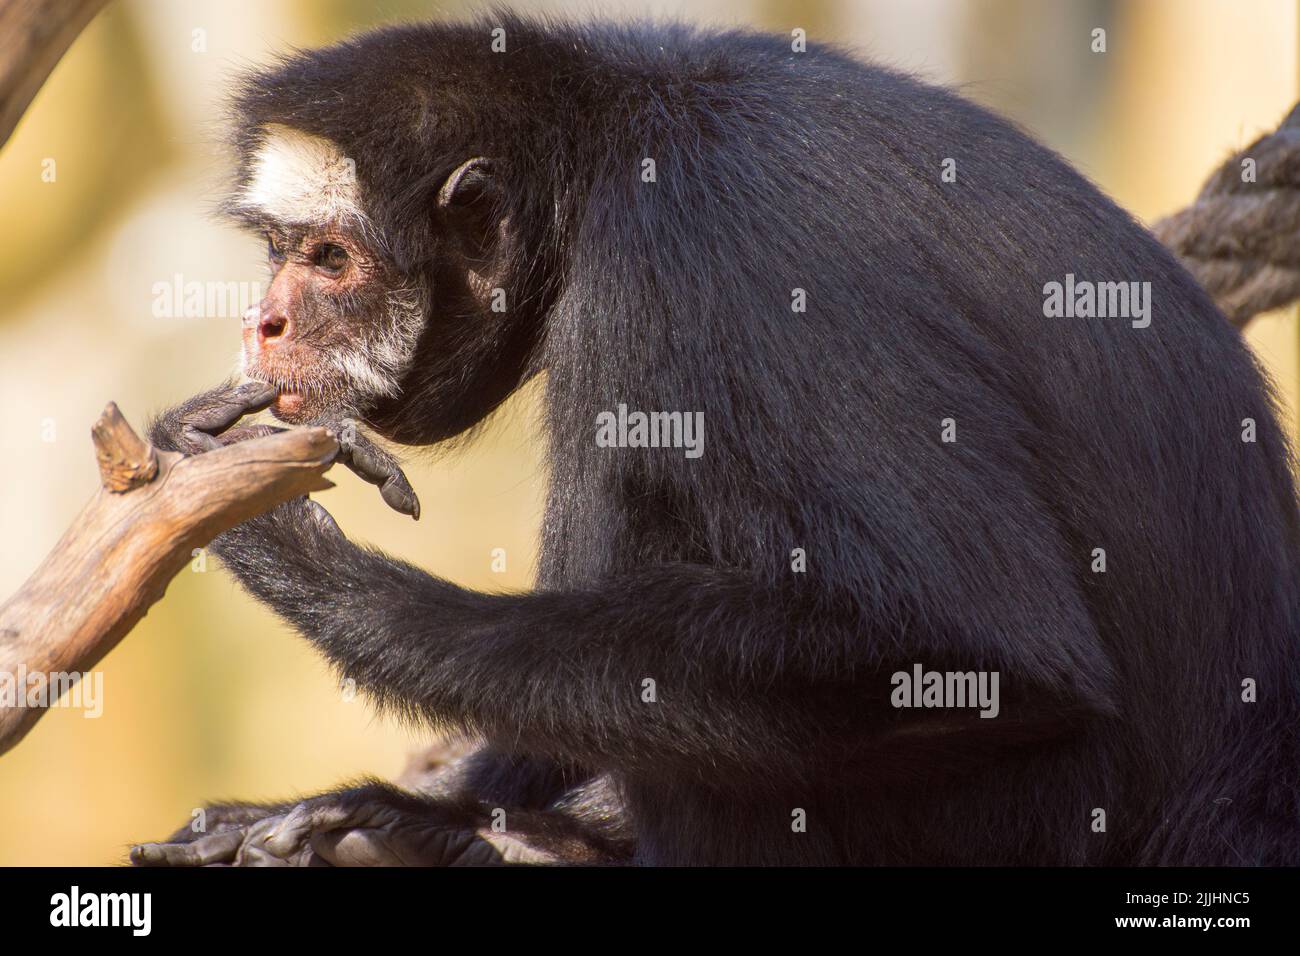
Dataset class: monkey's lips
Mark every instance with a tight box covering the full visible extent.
[243,357,327,422]
[260,379,356,424]
[272,390,307,419]
[242,347,356,423]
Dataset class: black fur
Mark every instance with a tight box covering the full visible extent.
[193,14,1300,864]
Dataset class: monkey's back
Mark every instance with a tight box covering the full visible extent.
[536,21,1300,863]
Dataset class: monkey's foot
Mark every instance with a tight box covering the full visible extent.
[130,784,560,867]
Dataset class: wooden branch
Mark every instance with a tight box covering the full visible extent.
[0,403,338,756]
[0,0,110,148]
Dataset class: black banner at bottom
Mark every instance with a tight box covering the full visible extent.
[0,865,1290,940]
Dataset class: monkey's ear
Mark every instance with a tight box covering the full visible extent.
[437,158,505,262]
[438,157,496,210]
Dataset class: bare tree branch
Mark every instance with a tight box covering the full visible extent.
[0,404,338,756]
[0,0,111,148]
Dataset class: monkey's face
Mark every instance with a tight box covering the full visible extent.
[228,124,541,444]
[227,125,426,424]
[239,224,424,424]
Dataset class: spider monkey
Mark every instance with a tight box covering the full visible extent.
[134,14,1300,866]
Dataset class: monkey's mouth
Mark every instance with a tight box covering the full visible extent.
[242,358,353,424]
[271,389,307,419]
[239,336,331,417]
[241,337,377,425]
[261,381,347,423]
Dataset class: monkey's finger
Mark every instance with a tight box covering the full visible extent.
[216,422,286,446]
[130,830,244,867]
[311,821,537,866]
[335,433,421,520]
[255,803,323,860]
[379,473,421,521]
[227,811,308,865]
[311,827,392,866]
[234,844,298,866]
[265,795,387,855]
[188,381,278,433]
[179,382,278,451]
[225,808,331,866]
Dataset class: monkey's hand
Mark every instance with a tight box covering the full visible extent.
[149,380,281,454]
[149,381,419,519]
[321,419,420,519]
[130,784,575,867]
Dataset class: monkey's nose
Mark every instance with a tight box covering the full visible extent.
[258,311,291,346]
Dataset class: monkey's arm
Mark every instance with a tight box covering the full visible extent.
[212,495,1115,784]
[152,384,1111,783]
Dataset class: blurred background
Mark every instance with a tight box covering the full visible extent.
[0,0,1296,865]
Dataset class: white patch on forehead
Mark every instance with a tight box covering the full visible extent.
[239,124,364,225]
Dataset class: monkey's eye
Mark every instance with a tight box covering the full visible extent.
[317,243,349,273]
[267,234,285,262]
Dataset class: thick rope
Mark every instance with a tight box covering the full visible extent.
[1153,103,1300,328]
